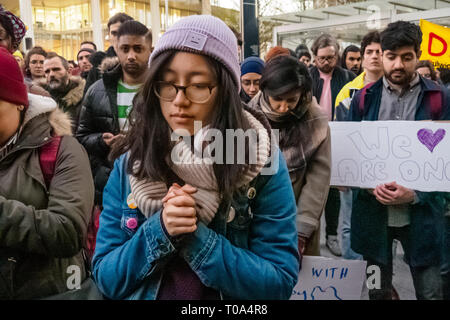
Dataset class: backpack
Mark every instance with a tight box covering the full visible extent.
[358,82,443,120]
[38,136,99,265]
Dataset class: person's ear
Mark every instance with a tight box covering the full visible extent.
[17,105,24,111]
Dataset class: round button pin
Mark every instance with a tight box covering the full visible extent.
[126,217,138,229]
[127,193,137,209]
[247,187,256,199]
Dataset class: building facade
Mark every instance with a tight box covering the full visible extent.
[3,0,240,60]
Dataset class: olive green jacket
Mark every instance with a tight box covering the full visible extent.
[0,94,94,299]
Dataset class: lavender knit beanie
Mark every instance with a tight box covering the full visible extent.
[149,15,240,91]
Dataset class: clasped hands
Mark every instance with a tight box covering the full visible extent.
[161,183,198,237]
[369,181,416,206]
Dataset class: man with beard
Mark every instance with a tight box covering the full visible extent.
[310,34,355,257]
[348,21,450,300]
[41,52,85,133]
[341,45,362,75]
[76,20,151,208]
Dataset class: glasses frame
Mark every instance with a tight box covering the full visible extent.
[316,55,337,64]
[154,81,216,104]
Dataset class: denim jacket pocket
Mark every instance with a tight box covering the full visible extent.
[120,209,146,237]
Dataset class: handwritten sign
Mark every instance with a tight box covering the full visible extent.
[290,256,367,300]
[329,121,450,192]
[420,19,450,69]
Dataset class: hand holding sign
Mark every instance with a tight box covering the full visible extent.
[373,181,415,205]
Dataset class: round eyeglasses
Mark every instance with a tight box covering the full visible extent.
[154,81,216,103]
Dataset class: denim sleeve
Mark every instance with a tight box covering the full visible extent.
[179,149,300,299]
[91,157,176,299]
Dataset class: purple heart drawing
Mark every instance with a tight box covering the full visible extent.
[417,128,446,152]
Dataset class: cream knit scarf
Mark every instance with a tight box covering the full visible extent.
[129,110,270,225]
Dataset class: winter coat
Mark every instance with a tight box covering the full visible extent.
[84,46,117,96]
[0,94,94,299]
[348,76,450,267]
[76,57,122,205]
[248,92,331,255]
[92,149,299,300]
[36,76,86,133]
[310,65,355,120]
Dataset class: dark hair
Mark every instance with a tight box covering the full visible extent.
[81,40,97,51]
[68,60,78,67]
[288,49,297,58]
[117,20,149,40]
[380,21,422,54]
[341,45,360,69]
[228,26,242,47]
[107,12,134,30]
[46,51,69,71]
[295,44,309,56]
[260,55,312,105]
[25,46,47,77]
[438,68,450,85]
[110,50,251,201]
[0,14,15,50]
[416,60,437,81]
[311,33,340,56]
[297,50,311,60]
[360,31,380,56]
[145,30,153,46]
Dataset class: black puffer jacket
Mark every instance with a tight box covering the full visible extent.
[76,59,122,205]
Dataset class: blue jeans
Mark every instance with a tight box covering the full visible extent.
[340,189,362,260]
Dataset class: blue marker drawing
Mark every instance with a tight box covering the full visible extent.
[310,286,342,300]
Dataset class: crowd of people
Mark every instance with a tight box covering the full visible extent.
[0,4,449,300]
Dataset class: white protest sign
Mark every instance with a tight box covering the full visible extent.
[290,256,367,300]
[330,121,450,192]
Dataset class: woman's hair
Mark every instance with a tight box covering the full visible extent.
[265,46,290,62]
[260,55,312,105]
[25,46,47,78]
[297,50,311,60]
[416,60,437,81]
[111,50,251,201]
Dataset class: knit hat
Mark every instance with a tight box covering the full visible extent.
[0,47,28,107]
[240,56,264,77]
[0,5,27,50]
[77,48,95,60]
[149,15,240,90]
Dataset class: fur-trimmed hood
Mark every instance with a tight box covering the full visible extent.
[35,76,85,109]
[25,93,73,136]
[99,56,119,74]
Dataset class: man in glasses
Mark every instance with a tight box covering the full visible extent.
[77,20,152,208]
[309,33,355,258]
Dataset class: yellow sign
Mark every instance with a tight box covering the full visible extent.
[420,19,450,69]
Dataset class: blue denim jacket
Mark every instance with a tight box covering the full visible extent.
[92,149,300,299]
